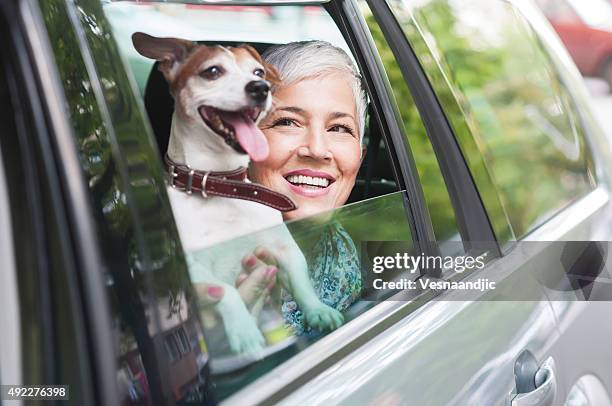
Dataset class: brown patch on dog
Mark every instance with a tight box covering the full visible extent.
[235,45,280,87]
[171,45,224,94]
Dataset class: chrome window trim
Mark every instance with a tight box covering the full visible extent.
[0,142,22,399]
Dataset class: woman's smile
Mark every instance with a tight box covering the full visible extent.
[284,168,336,197]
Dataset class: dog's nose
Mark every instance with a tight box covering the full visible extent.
[245,80,270,103]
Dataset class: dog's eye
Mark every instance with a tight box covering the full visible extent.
[253,68,265,78]
[201,66,223,80]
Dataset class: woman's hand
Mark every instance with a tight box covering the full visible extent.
[193,283,225,307]
[236,247,278,309]
[192,247,278,310]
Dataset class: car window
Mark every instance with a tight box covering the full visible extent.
[101,1,424,399]
[388,0,597,241]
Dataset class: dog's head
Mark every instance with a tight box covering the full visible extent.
[132,32,279,162]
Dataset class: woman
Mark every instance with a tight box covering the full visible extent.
[200,40,367,335]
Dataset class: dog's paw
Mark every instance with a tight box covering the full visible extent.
[303,303,344,331]
[225,314,266,357]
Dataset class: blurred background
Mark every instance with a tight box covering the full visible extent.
[534,0,612,140]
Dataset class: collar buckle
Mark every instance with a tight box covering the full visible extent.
[201,172,210,198]
[186,169,195,194]
[168,164,178,187]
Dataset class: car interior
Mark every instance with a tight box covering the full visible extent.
[142,41,400,205]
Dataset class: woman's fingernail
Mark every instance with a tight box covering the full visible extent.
[245,255,257,267]
[266,266,277,278]
[207,286,224,300]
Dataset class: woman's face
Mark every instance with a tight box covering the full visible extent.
[251,73,363,221]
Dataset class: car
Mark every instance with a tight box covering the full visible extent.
[1,0,612,405]
[535,0,612,91]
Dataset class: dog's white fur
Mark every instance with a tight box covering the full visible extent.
[133,33,343,355]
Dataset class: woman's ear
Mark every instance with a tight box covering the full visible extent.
[360,146,367,164]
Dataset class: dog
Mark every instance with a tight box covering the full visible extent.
[132,33,343,355]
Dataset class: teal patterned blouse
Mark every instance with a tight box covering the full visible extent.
[281,221,362,336]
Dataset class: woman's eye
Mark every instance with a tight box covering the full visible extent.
[273,118,298,127]
[253,68,265,78]
[329,125,354,135]
[201,66,223,80]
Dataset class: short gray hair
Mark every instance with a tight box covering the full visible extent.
[262,41,367,141]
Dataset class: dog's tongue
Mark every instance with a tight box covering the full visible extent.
[222,112,269,162]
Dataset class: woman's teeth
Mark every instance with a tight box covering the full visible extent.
[286,175,330,188]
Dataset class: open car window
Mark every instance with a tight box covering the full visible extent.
[102,1,426,401]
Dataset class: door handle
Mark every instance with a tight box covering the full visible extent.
[512,357,557,406]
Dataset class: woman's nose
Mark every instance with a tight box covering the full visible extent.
[297,127,332,160]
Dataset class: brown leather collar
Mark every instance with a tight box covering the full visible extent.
[165,155,296,212]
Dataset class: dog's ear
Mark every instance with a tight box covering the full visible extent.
[132,32,194,81]
[263,62,281,87]
[239,44,281,87]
